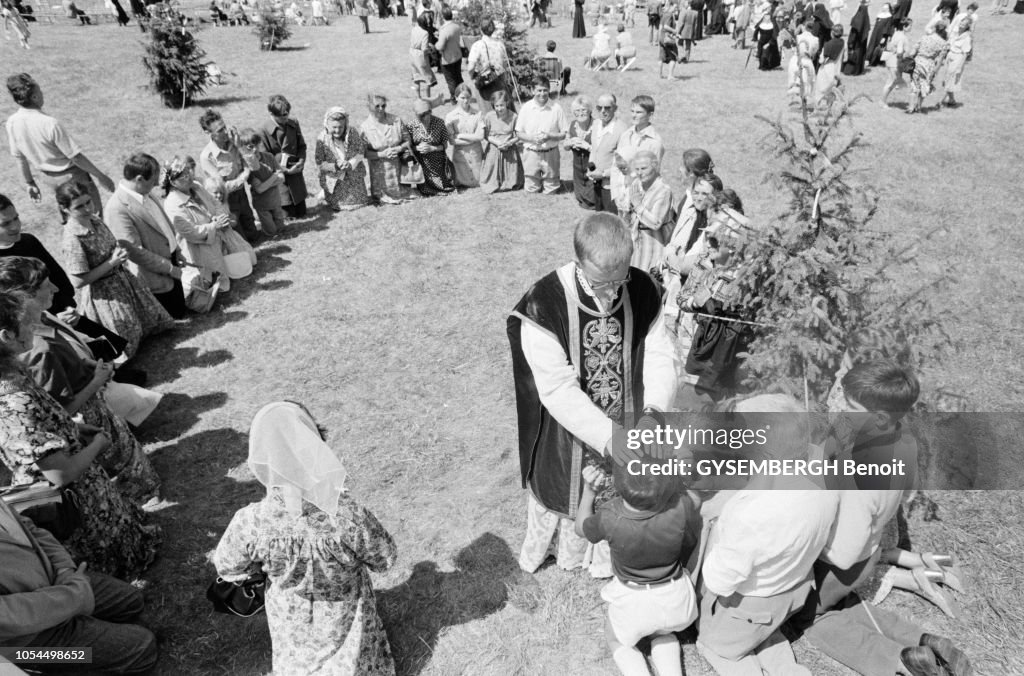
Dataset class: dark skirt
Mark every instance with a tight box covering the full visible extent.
[571,148,596,209]
[573,1,586,37]
[660,41,679,63]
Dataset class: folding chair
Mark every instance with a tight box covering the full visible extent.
[538,55,565,96]
[619,56,638,71]
[589,54,615,71]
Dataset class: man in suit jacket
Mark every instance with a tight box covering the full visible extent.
[104,153,188,319]
[587,93,629,213]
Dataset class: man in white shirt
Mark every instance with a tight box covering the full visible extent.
[507,213,678,576]
[515,76,569,195]
[5,74,115,221]
[587,93,628,213]
[698,394,838,676]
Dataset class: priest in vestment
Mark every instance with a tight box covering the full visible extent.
[507,213,679,576]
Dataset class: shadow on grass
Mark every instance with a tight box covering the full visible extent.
[194,94,259,107]
[274,45,310,51]
[271,209,334,240]
[136,391,231,443]
[137,339,236,386]
[377,532,519,676]
[141,426,274,675]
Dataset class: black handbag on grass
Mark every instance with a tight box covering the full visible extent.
[206,572,268,617]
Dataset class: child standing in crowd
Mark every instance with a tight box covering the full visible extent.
[260,94,309,219]
[676,214,750,405]
[576,464,701,676]
[239,128,286,237]
[481,90,523,193]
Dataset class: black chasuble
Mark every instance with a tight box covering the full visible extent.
[507,264,662,518]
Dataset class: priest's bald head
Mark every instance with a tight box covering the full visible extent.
[573,213,634,308]
[573,213,633,270]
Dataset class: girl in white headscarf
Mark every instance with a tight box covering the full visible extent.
[214,402,398,676]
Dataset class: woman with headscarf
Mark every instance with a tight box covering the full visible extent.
[214,402,398,676]
[315,107,370,211]
[162,156,237,293]
[361,93,416,204]
[865,2,895,66]
[907,19,949,112]
[815,24,846,104]
[753,5,781,69]
[841,0,871,74]
[409,99,456,195]
[811,2,834,68]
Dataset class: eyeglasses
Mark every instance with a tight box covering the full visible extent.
[587,271,631,291]
[595,105,615,111]
[69,198,92,210]
[374,103,387,110]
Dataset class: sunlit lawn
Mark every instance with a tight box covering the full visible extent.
[1,5,1022,674]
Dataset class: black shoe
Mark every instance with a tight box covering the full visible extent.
[901,646,942,676]
[113,366,148,387]
[920,634,972,676]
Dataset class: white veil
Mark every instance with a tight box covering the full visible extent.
[247,401,347,519]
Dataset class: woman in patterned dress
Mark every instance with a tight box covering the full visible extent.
[480,90,522,194]
[907,20,949,113]
[0,292,161,579]
[315,107,370,212]
[360,93,415,205]
[0,256,160,504]
[444,84,485,188]
[57,181,173,360]
[214,401,398,676]
[408,99,456,196]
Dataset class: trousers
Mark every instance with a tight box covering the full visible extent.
[27,571,158,675]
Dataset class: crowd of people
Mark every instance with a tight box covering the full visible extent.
[0,0,997,672]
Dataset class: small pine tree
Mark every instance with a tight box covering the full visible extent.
[496,8,539,100]
[254,4,291,50]
[736,94,953,405]
[141,8,210,109]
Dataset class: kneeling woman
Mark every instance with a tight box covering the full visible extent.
[214,402,398,675]
[409,99,456,196]
[163,156,255,292]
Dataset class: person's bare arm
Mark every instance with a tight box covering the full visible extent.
[35,432,110,487]
[69,153,114,192]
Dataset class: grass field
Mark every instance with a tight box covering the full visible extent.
[2,5,1023,675]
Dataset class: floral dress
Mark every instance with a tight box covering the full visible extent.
[444,107,484,188]
[409,115,456,195]
[910,33,950,97]
[25,326,161,504]
[0,371,161,579]
[61,215,173,360]
[481,110,522,194]
[360,114,414,201]
[314,129,370,210]
[214,491,398,676]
